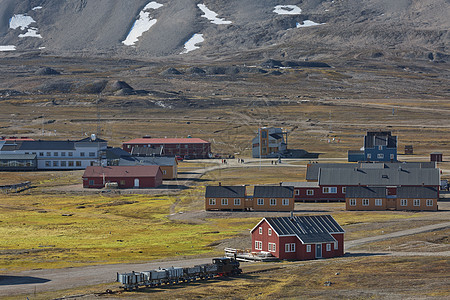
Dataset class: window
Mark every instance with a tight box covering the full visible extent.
[334,242,338,250]
[89,180,94,185]
[80,152,85,157]
[282,199,289,206]
[53,161,59,167]
[234,198,241,206]
[306,245,311,252]
[45,161,51,167]
[46,152,51,156]
[39,152,44,156]
[349,199,356,206]
[306,190,314,196]
[54,152,58,156]
[120,180,125,185]
[257,198,264,205]
[89,152,95,157]
[270,199,276,206]
[268,243,276,252]
[209,198,216,205]
[61,152,66,157]
[326,244,331,251]
[68,152,73,157]
[285,243,296,253]
[76,161,81,167]
[377,153,384,159]
[426,199,433,206]
[362,199,369,206]
[413,199,420,206]
[68,161,74,167]
[61,161,66,167]
[400,199,407,206]
[378,146,383,151]
[295,190,300,195]
[268,228,272,236]
[255,241,262,250]
[259,227,262,234]
[221,198,228,206]
[323,187,337,194]
[367,154,372,159]
[375,199,383,206]
[342,187,346,194]
[390,154,395,160]
[162,170,167,175]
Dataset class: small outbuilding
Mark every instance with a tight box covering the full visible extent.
[251,215,344,260]
[430,152,443,162]
[82,165,163,189]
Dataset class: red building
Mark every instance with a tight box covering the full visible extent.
[82,165,163,189]
[122,137,211,159]
[251,215,344,260]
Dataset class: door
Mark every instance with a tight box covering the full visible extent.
[387,198,396,209]
[134,179,139,188]
[316,244,322,258]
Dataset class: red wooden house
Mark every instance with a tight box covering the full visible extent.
[82,165,163,189]
[251,215,344,260]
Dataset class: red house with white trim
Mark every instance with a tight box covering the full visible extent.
[251,215,344,260]
[82,165,163,189]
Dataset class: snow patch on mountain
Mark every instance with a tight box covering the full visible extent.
[122,1,163,46]
[198,4,232,25]
[10,14,42,38]
[0,45,16,51]
[181,34,204,54]
[297,20,325,28]
[18,28,42,38]
[32,6,42,11]
[274,5,302,15]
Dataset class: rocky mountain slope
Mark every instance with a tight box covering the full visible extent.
[0,0,448,62]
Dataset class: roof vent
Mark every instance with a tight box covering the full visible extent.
[382,175,388,179]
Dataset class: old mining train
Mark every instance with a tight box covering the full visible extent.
[117,257,242,290]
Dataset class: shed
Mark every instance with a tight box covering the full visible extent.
[430,152,443,162]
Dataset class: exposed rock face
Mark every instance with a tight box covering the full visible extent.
[35,67,60,75]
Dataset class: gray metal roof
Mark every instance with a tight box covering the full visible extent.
[253,186,294,198]
[345,186,386,198]
[364,131,396,148]
[131,146,163,156]
[119,156,176,166]
[18,141,76,151]
[360,162,436,169]
[397,186,438,199]
[306,163,357,181]
[319,168,440,186]
[282,181,319,188]
[0,154,37,160]
[264,215,344,244]
[205,186,246,198]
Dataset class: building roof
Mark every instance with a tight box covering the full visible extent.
[119,156,176,167]
[253,186,294,198]
[124,138,209,145]
[319,167,440,186]
[83,165,161,178]
[105,147,131,159]
[131,146,163,156]
[282,181,319,188]
[397,186,438,199]
[364,131,397,148]
[360,162,436,169]
[0,154,37,160]
[205,186,246,198]
[0,137,108,152]
[252,215,344,244]
[345,186,386,198]
[306,163,357,181]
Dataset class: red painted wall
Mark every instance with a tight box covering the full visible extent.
[83,170,163,189]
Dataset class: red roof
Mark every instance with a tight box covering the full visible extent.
[83,166,161,178]
[123,138,209,145]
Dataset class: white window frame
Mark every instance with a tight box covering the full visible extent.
[342,187,346,194]
[413,199,420,206]
[268,228,272,236]
[378,146,383,151]
[390,154,395,160]
[367,153,372,159]
[285,243,295,253]
[400,199,407,206]
[306,189,314,196]
[426,199,433,206]
[270,198,276,206]
[323,187,337,194]
[257,198,264,206]
[221,198,228,206]
[375,199,382,206]
[362,199,369,206]
[334,241,338,250]
[255,241,262,250]
[306,245,311,253]
[268,242,276,252]
[326,244,331,251]
[259,227,262,234]
[295,190,300,195]
[349,199,356,206]
[282,199,289,206]
[377,153,384,159]
[209,198,216,205]
[234,198,241,206]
